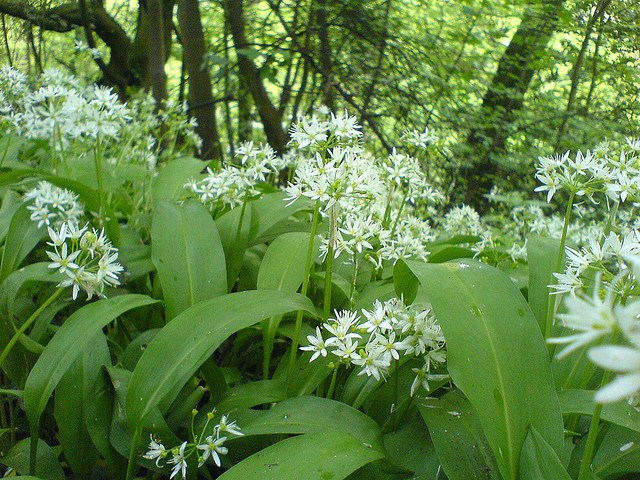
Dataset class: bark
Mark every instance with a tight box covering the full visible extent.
[224,0,288,154]
[461,0,565,211]
[177,0,223,160]
[316,0,335,110]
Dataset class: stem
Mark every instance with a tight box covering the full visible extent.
[0,287,65,368]
[287,202,321,382]
[545,190,576,343]
[323,242,335,321]
[348,253,358,308]
[326,364,339,399]
[0,135,11,168]
[577,374,612,480]
[389,189,409,238]
[94,138,107,225]
[602,201,619,237]
[125,425,142,480]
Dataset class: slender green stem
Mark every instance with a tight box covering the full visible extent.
[0,287,64,368]
[287,202,321,382]
[125,425,142,480]
[602,201,619,237]
[326,364,339,399]
[0,135,11,168]
[577,371,613,480]
[323,242,335,321]
[389,189,409,238]
[93,138,107,225]
[348,253,358,308]
[545,190,576,343]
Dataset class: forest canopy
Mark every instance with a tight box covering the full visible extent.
[1,0,638,209]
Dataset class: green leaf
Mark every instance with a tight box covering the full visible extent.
[526,236,560,332]
[395,259,564,480]
[0,204,44,282]
[151,157,206,203]
[417,390,500,479]
[248,192,310,244]
[151,201,227,320]
[216,380,287,413]
[558,389,640,433]
[24,295,156,432]
[216,203,252,290]
[257,232,317,375]
[218,430,383,480]
[235,396,385,452]
[0,438,64,480]
[519,427,571,480]
[381,412,441,480]
[53,332,109,475]
[592,425,640,478]
[126,290,316,429]
[84,367,127,476]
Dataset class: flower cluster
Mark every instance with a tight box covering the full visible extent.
[285,112,442,269]
[185,141,281,210]
[301,298,447,395]
[551,230,640,295]
[401,127,437,149]
[46,222,123,300]
[144,411,243,479]
[535,139,640,204]
[24,181,84,228]
[548,253,640,403]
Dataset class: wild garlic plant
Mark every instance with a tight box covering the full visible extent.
[144,410,243,479]
[301,297,448,398]
[23,180,84,228]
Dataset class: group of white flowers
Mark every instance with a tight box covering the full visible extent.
[143,411,243,479]
[301,297,448,396]
[46,221,123,300]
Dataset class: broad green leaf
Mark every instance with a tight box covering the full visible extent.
[216,203,252,290]
[395,259,563,480]
[519,427,571,480]
[285,350,332,398]
[85,367,127,476]
[54,333,108,475]
[218,430,383,480]
[24,295,156,432]
[257,232,317,377]
[558,389,640,433]
[0,438,64,480]
[592,425,640,478]
[151,156,206,203]
[126,290,316,429]
[526,236,560,332]
[216,380,287,413]
[235,396,385,452]
[417,390,500,479]
[151,201,227,320]
[248,192,310,244]
[381,412,441,480]
[0,204,44,282]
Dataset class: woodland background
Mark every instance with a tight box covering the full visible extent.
[0,0,638,209]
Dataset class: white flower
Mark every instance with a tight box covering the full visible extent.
[168,442,188,479]
[547,284,616,359]
[300,327,332,362]
[143,434,167,467]
[196,435,228,467]
[589,345,640,403]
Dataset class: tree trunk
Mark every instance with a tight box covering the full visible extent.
[461,0,565,211]
[224,0,288,154]
[177,0,223,160]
